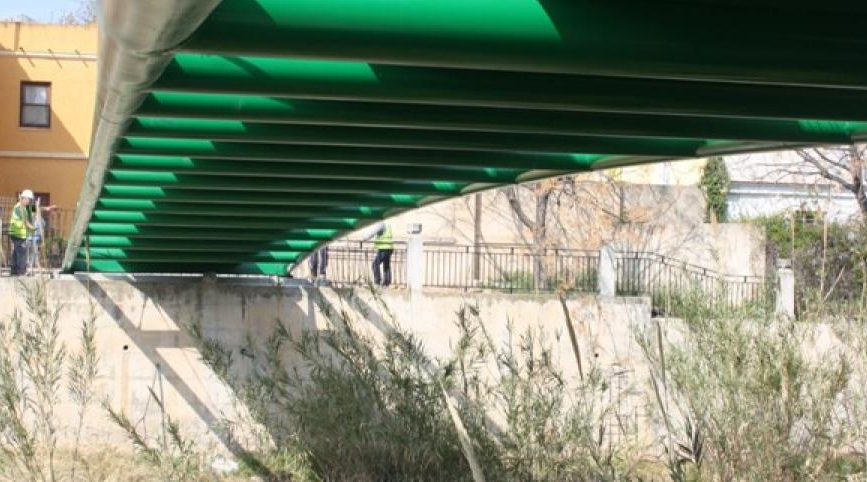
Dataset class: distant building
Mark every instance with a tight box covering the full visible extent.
[725,151,860,223]
[0,21,97,232]
[597,159,706,186]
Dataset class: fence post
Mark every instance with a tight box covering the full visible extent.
[598,244,617,297]
[775,259,795,319]
[406,224,424,292]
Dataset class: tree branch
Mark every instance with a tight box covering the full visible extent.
[799,154,856,192]
[503,186,535,230]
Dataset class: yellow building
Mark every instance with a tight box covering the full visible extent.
[0,21,97,232]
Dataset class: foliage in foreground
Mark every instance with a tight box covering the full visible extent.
[0,279,110,482]
[182,286,867,481]
[5,276,867,481]
[188,288,645,481]
[640,299,867,481]
[753,215,867,314]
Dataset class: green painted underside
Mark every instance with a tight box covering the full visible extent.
[72,0,867,274]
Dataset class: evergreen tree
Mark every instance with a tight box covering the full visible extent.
[701,156,730,223]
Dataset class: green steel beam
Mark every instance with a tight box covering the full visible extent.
[81,249,303,263]
[86,236,319,251]
[105,170,473,194]
[102,175,470,196]
[91,208,370,224]
[84,225,339,240]
[137,94,867,145]
[153,55,867,122]
[68,0,867,275]
[125,118,708,155]
[92,206,382,221]
[99,189,428,207]
[182,0,867,87]
[88,213,360,229]
[677,0,862,13]
[96,200,389,218]
[110,157,528,183]
[64,0,224,274]
[71,260,289,275]
[114,142,604,170]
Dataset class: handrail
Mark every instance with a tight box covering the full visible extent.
[616,250,764,282]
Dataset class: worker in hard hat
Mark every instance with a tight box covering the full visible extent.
[8,189,36,276]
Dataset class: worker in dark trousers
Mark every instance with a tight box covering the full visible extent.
[8,189,35,276]
[367,222,394,287]
[308,247,329,285]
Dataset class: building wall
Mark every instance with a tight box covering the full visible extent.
[728,181,860,223]
[604,158,706,186]
[351,180,766,277]
[0,22,97,218]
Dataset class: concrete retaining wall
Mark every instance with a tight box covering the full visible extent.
[0,277,652,456]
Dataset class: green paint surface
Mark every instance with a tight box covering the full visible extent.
[67,0,867,274]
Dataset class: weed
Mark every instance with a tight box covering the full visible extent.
[188,286,645,481]
[640,298,857,481]
[0,279,66,482]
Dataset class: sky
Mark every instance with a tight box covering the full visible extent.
[0,0,80,22]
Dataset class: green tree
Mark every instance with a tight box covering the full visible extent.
[700,156,730,223]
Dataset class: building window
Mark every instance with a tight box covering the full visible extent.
[20,82,51,128]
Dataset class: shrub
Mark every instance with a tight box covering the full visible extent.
[753,215,867,314]
[639,299,859,481]
[187,288,647,481]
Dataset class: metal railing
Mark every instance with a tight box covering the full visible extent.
[323,243,771,315]
[324,241,407,287]
[1,207,74,273]
[324,242,598,292]
[423,244,598,292]
[615,251,771,311]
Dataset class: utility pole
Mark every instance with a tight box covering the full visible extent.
[473,193,481,281]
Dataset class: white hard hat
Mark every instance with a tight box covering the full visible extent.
[20,189,34,199]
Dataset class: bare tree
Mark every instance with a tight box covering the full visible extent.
[58,0,96,25]
[795,145,867,219]
[503,181,556,288]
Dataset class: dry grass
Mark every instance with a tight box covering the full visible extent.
[6,447,262,482]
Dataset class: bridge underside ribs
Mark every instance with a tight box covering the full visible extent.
[65,0,867,274]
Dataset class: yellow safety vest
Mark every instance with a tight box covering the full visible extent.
[373,225,394,250]
[8,202,32,239]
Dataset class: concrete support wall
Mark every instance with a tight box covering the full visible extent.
[0,277,651,456]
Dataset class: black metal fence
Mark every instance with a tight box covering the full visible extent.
[423,244,598,292]
[324,242,598,292]
[1,202,73,273]
[323,243,772,313]
[615,251,771,311]
[324,241,407,287]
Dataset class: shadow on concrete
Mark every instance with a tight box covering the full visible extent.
[77,277,321,478]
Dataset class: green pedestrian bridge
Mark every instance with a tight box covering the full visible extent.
[65,0,867,275]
